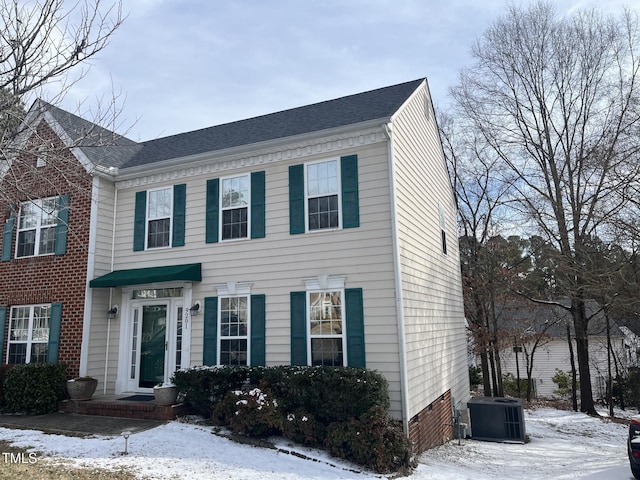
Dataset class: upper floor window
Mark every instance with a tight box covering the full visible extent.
[147,187,173,248]
[8,305,51,364]
[205,171,265,244]
[289,155,359,235]
[133,185,186,252]
[439,204,447,255]
[307,160,340,231]
[16,197,59,257]
[221,175,249,240]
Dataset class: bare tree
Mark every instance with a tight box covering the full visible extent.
[450,1,640,414]
[0,0,125,209]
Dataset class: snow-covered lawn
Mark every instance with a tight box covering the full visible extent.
[0,406,633,479]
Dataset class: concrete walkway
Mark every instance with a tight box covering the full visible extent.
[0,412,165,437]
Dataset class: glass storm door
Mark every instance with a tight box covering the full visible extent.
[139,304,167,388]
[128,299,185,392]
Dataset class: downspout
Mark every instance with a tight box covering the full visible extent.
[104,185,118,395]
[383,121,410,435]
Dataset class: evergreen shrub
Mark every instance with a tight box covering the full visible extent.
[3,363,67,414]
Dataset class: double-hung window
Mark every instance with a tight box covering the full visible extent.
[16,197,59,257]
[8,305,51,364]
[307,160,340,231]
[221,175,249,240]
[289,155,359,234]
[291,280,365,368]
[147,187,172,248]
[133,184,186,251]
[219,296,249,365]
[308,290,344,366]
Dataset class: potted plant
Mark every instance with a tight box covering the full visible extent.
[153,383,179,405]
[66,376,98,401]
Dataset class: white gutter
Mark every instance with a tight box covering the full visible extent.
[383,121,410,434]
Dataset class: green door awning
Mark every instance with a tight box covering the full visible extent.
[89,263,202,288]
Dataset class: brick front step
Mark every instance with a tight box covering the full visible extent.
[58,399,186,421]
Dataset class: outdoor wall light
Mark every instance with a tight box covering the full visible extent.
[189,302,201,316]
[107,306,118,320]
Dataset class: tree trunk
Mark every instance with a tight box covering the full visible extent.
[566,323,578,412]
[480,351,492,396]
[573,299,597,415]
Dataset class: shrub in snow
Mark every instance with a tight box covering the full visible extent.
[213,383,283,437]
[4,362,68,414]
[325,405,413,474]
[282,410,326,447]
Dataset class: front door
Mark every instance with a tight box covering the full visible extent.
[139,304,167,388]
[126,300,184,391]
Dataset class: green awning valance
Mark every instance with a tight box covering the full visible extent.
[89,263,202,288]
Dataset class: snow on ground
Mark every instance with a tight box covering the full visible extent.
[0,406,635,479]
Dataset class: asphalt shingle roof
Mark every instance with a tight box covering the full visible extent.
[44,79,425,171]
[43,102,142,169]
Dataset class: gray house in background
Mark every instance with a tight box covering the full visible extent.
[7,79,470,452]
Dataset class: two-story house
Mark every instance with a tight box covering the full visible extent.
[1,79,469,452]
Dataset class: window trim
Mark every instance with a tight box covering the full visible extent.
[145,186,173,250]
[304,158,342,233]
[219,173,251,242]
[15,196,59,258]
[306,288,346,367]
[217,294,251,366]
[439,203,448,255]
[7,304,51,364]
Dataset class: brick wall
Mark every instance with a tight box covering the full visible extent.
[408,389,455,453]
[0,120,92,377]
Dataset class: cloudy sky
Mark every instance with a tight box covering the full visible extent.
[58,0,635,141]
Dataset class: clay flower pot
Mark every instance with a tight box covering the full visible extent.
[67,377,98,401]
[153,384,179,405]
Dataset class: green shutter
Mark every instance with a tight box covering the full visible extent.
[0,306,6,360]
[341,155,360,229]
[2,212,15,261]
[251,171,266,239]
[47,303,62,363]
[250,294,266,366]
[290,291,307,365]
[205,179,219,243]
[289,164,305,235]
[345,288,366,368]
[203,296,218,365]
[54,195,70,255]
[133,191,147,251]
[172,184,186,247]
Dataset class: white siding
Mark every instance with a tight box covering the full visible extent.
[95,136,404,413]
[500,336,626,398]
[390,82,470,418]
[86,177,120,390]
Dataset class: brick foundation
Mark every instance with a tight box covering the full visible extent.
[408,389,454,453]
[59,399,186,421]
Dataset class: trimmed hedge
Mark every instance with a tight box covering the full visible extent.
[3,363,68,414]
[172,365,412,474]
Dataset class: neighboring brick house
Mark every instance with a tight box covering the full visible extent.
[0,79,470,452]
[0,101,137,377]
